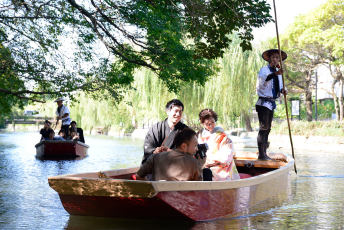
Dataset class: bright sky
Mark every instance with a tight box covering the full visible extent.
[253,0,327,42]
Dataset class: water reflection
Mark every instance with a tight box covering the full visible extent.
[1,131,344,229]
[0,132,143,229]
[65,216,195,230]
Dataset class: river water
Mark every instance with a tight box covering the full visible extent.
[0,131,343,229]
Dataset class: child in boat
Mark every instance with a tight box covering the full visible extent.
[198,109,240,181]
[136,128,203,181]
[69,121,85,143]
[58,129,66,139]
[40,120,52,141]
[68,130,79,142]
[45,128,65,141]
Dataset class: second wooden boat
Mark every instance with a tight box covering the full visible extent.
[35,140,89,159]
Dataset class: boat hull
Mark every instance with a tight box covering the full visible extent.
[35,140,89,159]
[49,158,293,221]
[58,194,188,219]
[57,176,288,221]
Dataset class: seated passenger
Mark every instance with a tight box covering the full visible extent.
[136,128,202,181]
[69,121,85,143]
[45,128,65,141]
[141,99,187,164]
[39,120,51,141]
[198,109,240,181]
[58,129,66,139]
[68,130,79,142]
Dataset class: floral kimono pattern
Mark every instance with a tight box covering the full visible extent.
[198,126,240,181]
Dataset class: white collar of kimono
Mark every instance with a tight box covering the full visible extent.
[203,126,224,135]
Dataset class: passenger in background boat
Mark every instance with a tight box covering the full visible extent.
[40,120,52,141]
[141,99,187,164]
[69,121,85,143]
[45,128,65,141]
[198,109,240,181]
[136,128,202,181]
[68,130,79,142]
[256,49,287,160]
[55,98,71,138]
[58,129,66,139]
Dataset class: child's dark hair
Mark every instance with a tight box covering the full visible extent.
[173,128,196,148]
[58,129,65,135]
[165,99,184,111]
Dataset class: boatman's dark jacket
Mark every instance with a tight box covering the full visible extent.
[142,119,187,164]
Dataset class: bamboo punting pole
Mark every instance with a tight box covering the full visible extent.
[272,0,297,174]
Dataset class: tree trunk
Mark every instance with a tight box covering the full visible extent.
[305,90,313,121]
[339,79,344,121]
[243,112,252,132]
[331,79,340,120]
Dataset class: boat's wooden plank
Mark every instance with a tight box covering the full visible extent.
[54,167,139,178]
[234,152,288,164]
[234,152,258,160]
[235,159,286,168]
[48,177,157,198]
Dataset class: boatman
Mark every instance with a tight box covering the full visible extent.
[141,99,187,164]
[55,98,71,138]
[256,49,287,160]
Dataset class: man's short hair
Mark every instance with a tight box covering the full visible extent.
[71,121,77,125]
[45,120,51,125]
[173,128,196,148]
[165,99,184,111]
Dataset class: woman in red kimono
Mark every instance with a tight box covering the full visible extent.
[198,109,240,181]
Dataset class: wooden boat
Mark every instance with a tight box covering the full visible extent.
[35,140,89,159]
[48,153,294,221]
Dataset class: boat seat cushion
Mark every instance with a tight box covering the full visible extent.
[239,173,252,179]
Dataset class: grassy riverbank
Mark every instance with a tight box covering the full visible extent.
[271,120,344,137]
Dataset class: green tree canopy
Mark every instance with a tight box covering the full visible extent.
[62,34,263,131]
[0,0,272,103]
[281,0,344,120]
[0,42,26,120]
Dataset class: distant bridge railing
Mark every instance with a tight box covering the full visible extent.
[5,116,54,126]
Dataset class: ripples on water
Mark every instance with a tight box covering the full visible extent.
[0,131,344,229]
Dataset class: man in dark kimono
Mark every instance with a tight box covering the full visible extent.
[142,99,187,164]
